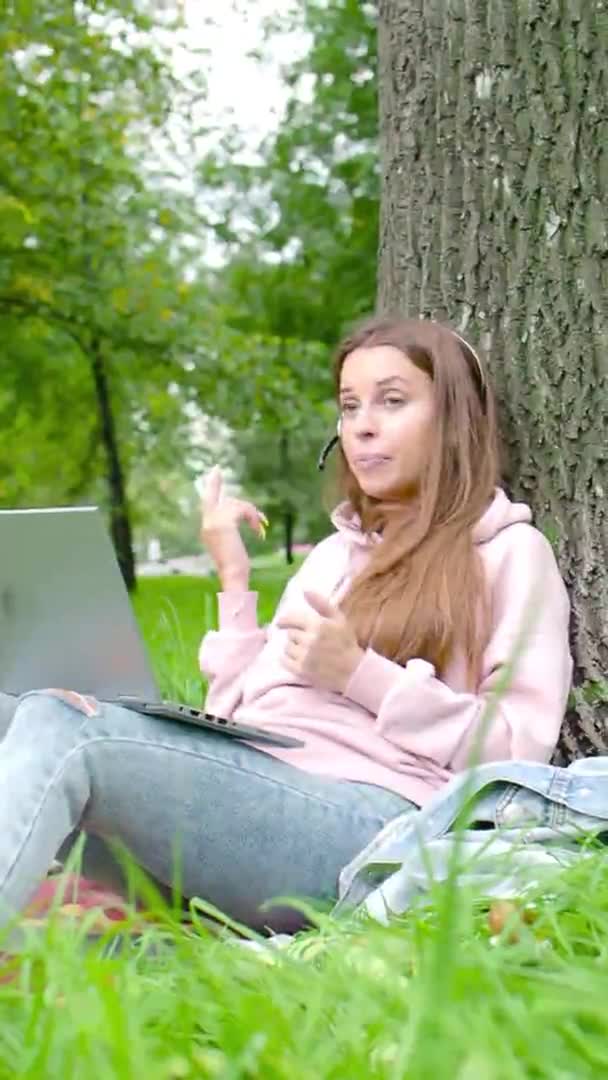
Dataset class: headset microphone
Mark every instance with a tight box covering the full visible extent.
[317,418,342,471]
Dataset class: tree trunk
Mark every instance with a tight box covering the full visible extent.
[64,424,101,501]
[377,0,608,760]
[89,341,136,591]
[283,507,295,566]
[280,429,295,564]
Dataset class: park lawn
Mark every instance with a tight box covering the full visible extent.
[130,561,297,704]
[0,569,606,1078]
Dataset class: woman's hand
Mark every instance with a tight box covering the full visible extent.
[199,466,267,592]
[277,590,364,693]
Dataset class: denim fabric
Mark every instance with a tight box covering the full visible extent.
[0,691,411,932]
[5,690,607,933]
[336,757,608,920]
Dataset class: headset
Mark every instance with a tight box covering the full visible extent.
[317,418,341,471]
[317,331,485,471]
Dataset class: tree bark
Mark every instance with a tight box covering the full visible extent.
[89,342,136,591]
[377,0,608,759]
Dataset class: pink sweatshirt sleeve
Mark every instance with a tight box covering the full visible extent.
[343,526,572,769]
[199,591,267,717]
[199,567,305,717]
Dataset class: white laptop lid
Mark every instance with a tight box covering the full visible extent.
[0,507,158,699]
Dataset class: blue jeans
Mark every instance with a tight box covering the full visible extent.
[0,692,412,932]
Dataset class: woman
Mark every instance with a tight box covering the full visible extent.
[0,316,572,931]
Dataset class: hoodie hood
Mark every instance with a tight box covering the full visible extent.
[472,488,531,543]
[330,488,532,548]
[330,503,377,548]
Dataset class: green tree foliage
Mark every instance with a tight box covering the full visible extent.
[196,0,379,556]
[0,0,206,586]
[0,0,382,574]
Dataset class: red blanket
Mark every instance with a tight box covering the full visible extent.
[24,874,133,929]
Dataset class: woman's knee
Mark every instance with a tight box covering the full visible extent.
[10,689,104,746]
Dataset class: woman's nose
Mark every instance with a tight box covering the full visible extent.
[353,405,379,437]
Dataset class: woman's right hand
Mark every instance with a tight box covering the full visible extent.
[199,466,268,592]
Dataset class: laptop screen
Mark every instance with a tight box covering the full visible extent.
[0,507,158,699]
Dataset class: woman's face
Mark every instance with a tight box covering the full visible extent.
[339,345,435,501]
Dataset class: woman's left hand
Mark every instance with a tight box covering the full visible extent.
[276,591,364,693]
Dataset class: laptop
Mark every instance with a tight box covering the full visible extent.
[0,507,302,748]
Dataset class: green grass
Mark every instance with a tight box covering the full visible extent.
[0,568,607,1078]
[131,563,297,703]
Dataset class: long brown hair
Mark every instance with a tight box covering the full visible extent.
[334,315,500,685]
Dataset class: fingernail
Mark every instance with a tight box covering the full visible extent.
[260,513,269,527]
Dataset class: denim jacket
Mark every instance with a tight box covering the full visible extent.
[334,756,608,922]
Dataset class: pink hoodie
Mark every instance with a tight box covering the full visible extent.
[199,489,572,807]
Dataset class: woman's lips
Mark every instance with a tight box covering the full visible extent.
[354,455,390,471]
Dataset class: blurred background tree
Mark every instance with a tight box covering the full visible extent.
[1,0,378,577]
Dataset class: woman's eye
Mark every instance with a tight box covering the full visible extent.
[384,396,405,407]
[340,401,358,414]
